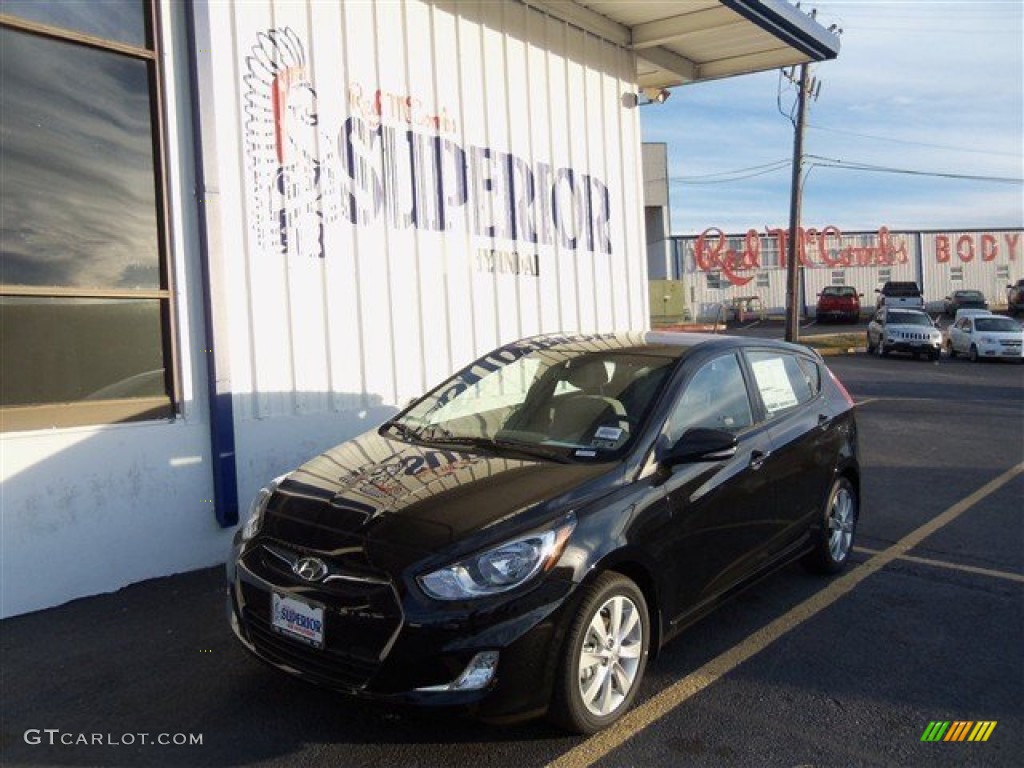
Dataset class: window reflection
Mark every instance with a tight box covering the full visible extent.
[0,297,167,406]
[0,27,160,289]
[0,0,146,48]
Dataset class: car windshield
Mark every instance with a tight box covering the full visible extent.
[822,287,856,297]
[956,291,984,300]
[384,343,679,460]
[888,311,932,326]
[975,317,1020,332]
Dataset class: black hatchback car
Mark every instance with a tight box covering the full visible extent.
[228,332,860,733]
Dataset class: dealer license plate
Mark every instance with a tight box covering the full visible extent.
[271,592,325,649]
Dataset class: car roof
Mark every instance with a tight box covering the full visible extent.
[510,331,813,361]
[885,307,928,314]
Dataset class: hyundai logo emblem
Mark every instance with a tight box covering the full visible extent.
[292,556,328,582]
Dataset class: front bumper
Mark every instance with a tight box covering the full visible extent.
[883,339,941,356]
[226,538,576,720]
[974,341,1024,360]
[817,309,859,322]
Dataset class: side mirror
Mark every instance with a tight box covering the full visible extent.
[874,288,881,294]
[660,427,738,469]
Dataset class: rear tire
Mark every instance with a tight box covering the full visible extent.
[865,334,876,354]
[548,573,650,734]
[802,476,858,575]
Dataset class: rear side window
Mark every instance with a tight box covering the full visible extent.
[884,282,921,296]
[746,351,818,418]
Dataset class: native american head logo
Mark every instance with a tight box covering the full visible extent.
[243,27,318,168]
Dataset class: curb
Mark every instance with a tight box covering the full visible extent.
[814,346,866,357]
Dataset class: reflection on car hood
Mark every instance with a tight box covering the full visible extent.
[262,428,619,556]
[886,323,938,332]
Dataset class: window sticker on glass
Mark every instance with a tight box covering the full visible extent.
[594,426,623,441]
[751,357,799,414]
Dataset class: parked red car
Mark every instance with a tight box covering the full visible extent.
[816,286,862,323]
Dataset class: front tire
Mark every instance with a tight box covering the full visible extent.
[802,476,858,574]
[549,572,650,734]
[969,344,979,362]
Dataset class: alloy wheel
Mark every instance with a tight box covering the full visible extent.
[577,595,644,717]
[827,485,856,562]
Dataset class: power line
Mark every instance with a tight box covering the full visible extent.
[668,159,791,183]
[807,123,1021,157]
[805,155,1024,184]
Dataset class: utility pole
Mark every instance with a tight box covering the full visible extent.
[784,62,811,343]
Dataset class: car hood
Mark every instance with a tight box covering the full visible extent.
[973,329,1023,339]
[886,323,938,333]
[259,427,621,560]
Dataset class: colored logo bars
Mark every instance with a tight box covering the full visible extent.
[921,721,997,742]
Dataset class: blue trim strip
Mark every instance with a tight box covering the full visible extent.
[720,0,841,61]
[184,5,239,527]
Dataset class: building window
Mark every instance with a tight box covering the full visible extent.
[878,268,891,283]
[1,2,175,431]
[950,266,964,282]
[756,272,770,288]
[831,270,846,285]
[707,271,723,289]
[996,265,1009,280]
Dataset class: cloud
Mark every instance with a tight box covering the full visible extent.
[644,0,1023,234]
[0,27,160,290]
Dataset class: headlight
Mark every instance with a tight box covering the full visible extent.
[980,336,997,344]
[419,514,576,600]
[241,476,285,541]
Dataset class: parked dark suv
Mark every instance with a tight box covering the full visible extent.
[875,281,924,310]
[1008,279,1024,315]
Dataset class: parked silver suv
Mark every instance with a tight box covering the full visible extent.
[867,307,942,361]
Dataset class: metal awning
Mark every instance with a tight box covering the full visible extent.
[524,0,840,89]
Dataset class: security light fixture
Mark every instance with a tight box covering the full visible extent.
[642,87,671,104]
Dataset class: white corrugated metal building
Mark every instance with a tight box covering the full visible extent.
[671,227,1024,320]
[0,1,839,617]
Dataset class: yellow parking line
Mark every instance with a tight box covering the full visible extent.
[853,546,1024,583]
[547,461,1024,768]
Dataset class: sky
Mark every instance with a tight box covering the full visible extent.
[640,0,1024,236]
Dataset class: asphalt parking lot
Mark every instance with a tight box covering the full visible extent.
[2,350,1022,768]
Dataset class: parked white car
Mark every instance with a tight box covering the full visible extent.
[952,308,993,325]
[947,315,1024,362]
[867,308,943,361]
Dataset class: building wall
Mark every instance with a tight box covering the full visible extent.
[672,227,1023,320]
[194,0,651,511]
[919,231,1023,309]
[1,0,650,618]
[0,2,230,619]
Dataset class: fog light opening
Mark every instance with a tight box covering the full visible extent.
[416,651,500,692]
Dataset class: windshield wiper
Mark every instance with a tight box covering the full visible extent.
[418,435,573,464]
[382,421,425,443]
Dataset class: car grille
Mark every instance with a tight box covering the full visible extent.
[242,604,381,689]
[999,340,1022,349]
[237,543,403,690]
[896,331,932,341]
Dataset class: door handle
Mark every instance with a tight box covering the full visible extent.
[750,449,770,470]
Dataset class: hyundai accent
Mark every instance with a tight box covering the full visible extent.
[227,332,860,733]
